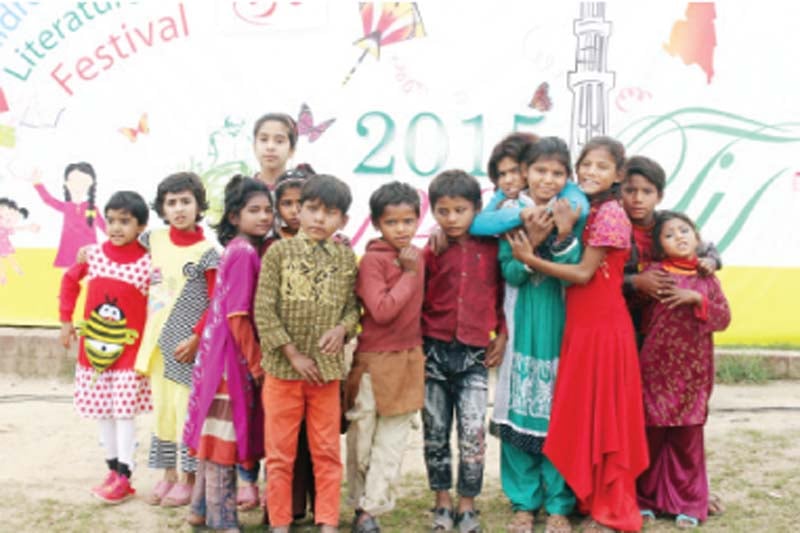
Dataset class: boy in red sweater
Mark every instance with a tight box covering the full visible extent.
[423,170,507,533]
[344,181,425,533]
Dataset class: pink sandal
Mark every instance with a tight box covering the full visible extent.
[160,482,193,507]
[237,484,259,510]
[146,479,174,506]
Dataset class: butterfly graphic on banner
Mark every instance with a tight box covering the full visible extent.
[529,82,552,112]
[297,103,335,143]
[119,113,149,143]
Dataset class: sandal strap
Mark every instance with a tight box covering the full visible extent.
[676,514,699,527]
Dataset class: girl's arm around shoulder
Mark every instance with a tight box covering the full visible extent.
[469,190,524,236]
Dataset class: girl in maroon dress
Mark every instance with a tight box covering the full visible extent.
[508,136,648,532]
[636,211,730,529]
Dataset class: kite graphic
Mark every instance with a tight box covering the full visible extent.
[342,2,426,86]
[297,103,336,143]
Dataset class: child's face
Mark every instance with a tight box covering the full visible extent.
[0,205,10,226]
[622,174,662,225]
[65,170,93,202]
[659,218,699,259]
[527,157,568,206]
[254,120,294,173]
[162,190,199,231]
[432,195,476,242]
[577,148,620,196]
[106,208,145,247]
[496,156,525,199]
[298,199,348,242]
[233,193,274,240]
[277,187,302,232]
[375,203,419,251]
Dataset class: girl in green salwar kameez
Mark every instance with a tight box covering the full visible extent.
[489,137,589,533]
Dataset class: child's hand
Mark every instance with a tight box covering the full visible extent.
[633,270,675,299]
[697,257,717,277]
[23,168,42,184]
[485,332,507,368]
[660,287,702,309]
[75,245,91,264]
[552,199,581,241]
[428,226,448,256]
[174,334,200,363]
[520,205,546,223]
[288,352,324,385]
[332,232,351,247]
[60,322,76,349]
[319,324,346,355]
[523,209,554,248]
[507,230,535,264]
[397,246,419,273]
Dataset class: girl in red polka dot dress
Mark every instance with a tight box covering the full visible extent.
[59,191,154,504]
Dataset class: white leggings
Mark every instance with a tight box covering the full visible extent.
[98,419,137,469]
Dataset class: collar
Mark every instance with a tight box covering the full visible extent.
[661,256,699,275]
[297,229,333,254]
[102,239,147,263]
[169,224,205,246]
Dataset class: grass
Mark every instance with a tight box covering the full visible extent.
[715,355,773,384]
[4,429,800,532]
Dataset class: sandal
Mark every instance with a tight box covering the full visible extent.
[581,518,614,532]
[545,514,572,533]
[237,483,259,510]
[431,507,455,532]
[640,509,656,524]
[455,509,481,533]
[352,510,381,533]
[146,479,174,506]
[675,514,699,529]
[708,493,725,515]
[507,510,534,533]
[161,481,193,507]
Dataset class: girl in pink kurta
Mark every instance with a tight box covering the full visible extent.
[183,176,274,531]
[636,211,731,529]
[30,163,106,267]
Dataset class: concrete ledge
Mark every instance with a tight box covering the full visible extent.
[1,327,799,380]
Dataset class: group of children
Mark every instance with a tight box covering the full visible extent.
[57,112,730,533]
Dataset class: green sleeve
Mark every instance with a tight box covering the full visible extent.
[499,239,530,287]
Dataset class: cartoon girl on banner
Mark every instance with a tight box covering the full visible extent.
[0,197,40,284]
[28,163,106,267]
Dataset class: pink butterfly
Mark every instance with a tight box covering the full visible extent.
[529,82,552,112]
[297,103,335,143]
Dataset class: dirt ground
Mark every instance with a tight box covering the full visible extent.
[0,376,798,532]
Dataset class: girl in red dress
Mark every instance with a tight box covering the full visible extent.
[636,211,730,529]
[507,136,648,532]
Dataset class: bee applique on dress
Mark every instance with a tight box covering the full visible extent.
[77,297,140,379]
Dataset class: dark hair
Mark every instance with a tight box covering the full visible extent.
[152,172,209,223]
[652,210,701,261]
[623,155,666,195]
[0,197,29,219]
[300,174,352,214]
[487,132,539,184]
[104,191,149,225]
[63,162,97,228]
[520,136,572,177]
[275,164,316,205]
[369,181,421,224]
[253,113,298,149]
[214,175,272,246]
[576,136,626,203]
[428,169,482,210]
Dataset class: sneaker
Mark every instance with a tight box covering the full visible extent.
[95,473,135,504]
[455,509,481,533]
[90,470,118,496]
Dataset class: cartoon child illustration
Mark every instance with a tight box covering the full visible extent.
[27,164,106,267]
[0,197,40,285]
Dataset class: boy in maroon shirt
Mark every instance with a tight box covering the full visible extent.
[422,170,507,533]
[344,181,425,533]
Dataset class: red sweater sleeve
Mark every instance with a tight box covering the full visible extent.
[192,268,217,336]
[356,254,419,325]
[228,315,264,379]
[59,263,89,322]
